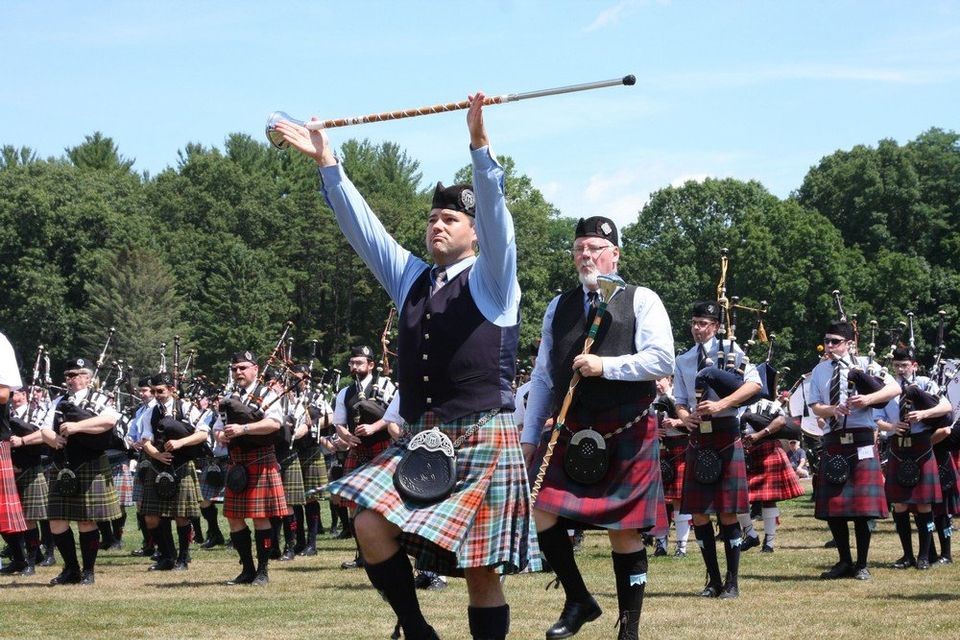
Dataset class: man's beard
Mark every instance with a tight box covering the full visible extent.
[578,268,598,288]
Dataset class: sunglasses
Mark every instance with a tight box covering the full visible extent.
[64,371,85,378]
[823,337,846,346]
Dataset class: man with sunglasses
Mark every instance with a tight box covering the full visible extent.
[521,216,675,640]
[808,322,899,580]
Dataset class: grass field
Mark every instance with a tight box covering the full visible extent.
[1,490,958,639]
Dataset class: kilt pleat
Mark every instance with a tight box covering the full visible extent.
[46,454,123,522]
[344,439,392,474]
[661,437,688,502]
[0,442,27,533]
[327,411,540,577]
[933,448,960,516]
[112,461,134,507]
[138,461,202,518]
[884,435,942,506]
[224,446,288,520]
[529,400,667,534]
[746,439,805,502]
[14,463,48,521]
[680,423,749,515]
[279,451,306,506]
[298,448,329,500]
[199,456,229,502]
[815,430,888,520]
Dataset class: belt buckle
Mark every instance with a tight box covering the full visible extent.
[699,420,713,434]
[903,435,912,448]
[840,433,853,445]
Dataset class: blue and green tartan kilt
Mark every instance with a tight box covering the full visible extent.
[111,460,134,507]
[680,420,749,516]
[198,456,228,502]
[278,451,306,506]
[14,464,49,521]
[529,399,668,535]
[298,448,329,500]
[933,446,960,516]
[138,461,202,518]
[884,434,942,507]
[327,410,541,577]
[46,454,123,523]
[815,429,888,520]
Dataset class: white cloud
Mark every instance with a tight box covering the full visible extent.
[584,0,637,32]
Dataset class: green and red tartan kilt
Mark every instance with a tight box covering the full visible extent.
[278,451,305,507]
[14,463,49,521]
[46,454,123,523]
[131,459,145,504]
[344,439,392,474]
[529,399,668,535]
[680,419,749,515]
[0,441,27,534]
[198,456,228,502]
[933,447,960,516]
[224,446,288,520]
[298,447,328,500]
[327,410,541,577]
[884,434,942,507]
[746,438,805,502]
[815,429,888,520]
[111,460,134,507]
[661,436,689,502]
[138,461,202,518]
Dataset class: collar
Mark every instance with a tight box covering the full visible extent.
[580,271,622,299]
[432,256,475,282]
[356,374,373,389]
[697,336,718,353]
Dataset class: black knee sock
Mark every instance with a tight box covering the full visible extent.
[1,532,26,563]
[201,504,222,538]
[853,518,871,568]
[39,519,52,551]
[190,516,203,543]
[468,605,510,640]
[97,520,115,548]
[283,513,297,548]
[827,518,853,564]
[231,528,255,575]
[148,525,168,562]
[177,524,192,563]
[694,523,722,586]
[720,522,742,586]
[337,506,350,531]
[293,504,306,548]
[364,550,430,637]
[137,513,154,551]
[78,529,100,572]
[24,527,41,563]
[53,529,80,572]
[915,512,934,563]
[537,523,591,603]
[936,514,952,559]
[328,501,339,530]
[270,516,281,551]
[112,511,127,541]
[305,501,320,545]
[255,528,272,573]
[893,511,914,559]
[612,549,647,618]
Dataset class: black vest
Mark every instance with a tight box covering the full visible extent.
[344,376,391,445]
[397,266,518,424]
[549,284,655,414]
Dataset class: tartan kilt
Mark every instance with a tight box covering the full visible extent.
[298,447,329,500]
[815,430,888,520]
[14,463,49,521]
[933,448,960,516]
[344,438,393,474]
[0,441,27,534]
[746,438,805,502]
[680,420,748,515]
[131,458,145,504]
[198,456,229,502]
[138,461,202,518]
[278,451,306,507]
[224,445,288,520]
[884,435,942,506]
[529,399,667,535]
[46,454,123,522]
[327,410,541,577]
[112,460,134,507]
[661,436,689,502]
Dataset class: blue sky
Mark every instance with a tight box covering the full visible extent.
[2,1,958,228]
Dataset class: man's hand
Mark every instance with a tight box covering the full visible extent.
[164,439,182,453]
[272,117,337,167]
[222,424,244,440]
[59,421,78,437]
[152,450,173,465]
[467,92,490,150]
[522,443,536,469]
[893,420,911,435]
[905,409,927,424]
[696,399,728,416]
[677,412,700,431]
[355,422,384,438]
[847,395,870,410]
[572,354,603,378]
[335,424,361,448]
[832,403,850,418]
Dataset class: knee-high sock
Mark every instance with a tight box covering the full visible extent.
[935,514,952,560]
[270,516,281,552]
[255,528,272,573]
[0,532,27,564]
[97,520,115,548]
[305,501,320,546]
[137,513,154,551]
[720,522,742,586]
[612,548,647,620]
[827,518,853,565]
[200,504,222,538]
[915,511,934,564]
[230,528,255,575]
[364,550,430,637]
[853,517,872,568]
[675,513,691,550]
[78,529,100,572]
[328,501,339,530]
[53,528,80,572]
[39,519,53,552]
[24,527,41,562]
[694,523,722,586]
[761,506,780,547]
[537,523,590,602]
[148,524,168,562]
[190,517,203,543]
[177,524,192,563]
[736,513,759,540]
[293,504,306,549]
[112,511,127,541]
[468,605,510,640]
[283,513,297,548]
[893,510,914,559]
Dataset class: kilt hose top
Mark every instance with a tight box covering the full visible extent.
[326,410,540,577]
[224,445,289,520]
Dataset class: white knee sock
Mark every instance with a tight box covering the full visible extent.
[737,513,759,539]
[762,507,780,547]
[675,512,692,550]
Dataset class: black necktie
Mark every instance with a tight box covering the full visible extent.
[697,344,707,371]
[585,290,600,325]
[829,361,841,428]
[432,268,447,294]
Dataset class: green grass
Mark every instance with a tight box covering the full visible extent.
[1,492,958,639]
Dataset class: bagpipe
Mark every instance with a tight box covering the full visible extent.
[829,290,889,408]
[152,336,207,463]
[897,311,951,430]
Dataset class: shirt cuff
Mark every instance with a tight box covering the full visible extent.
[318,162,346,186]
[470,145,499,169]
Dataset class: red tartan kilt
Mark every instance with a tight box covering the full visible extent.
[815,430,888,520]
[746,439,805,502]
[884,436,942,506]
[932,446,959,516]
[0,441,27,534]
[529,399,667,533]
[679,421,748,515]
[661,437,688,502]
[343,439,392,474]
[224,446,289,519]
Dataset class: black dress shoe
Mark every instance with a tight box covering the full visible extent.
[340,557,364,570]
[79,570,95,585]
[739,535,761,552]
[269,547,282,560]
[892,556,916,570]
[298,545,317,557]
[937,556,953,565]
[718,582,739,599]
[279,547,296,561]
[0,560,32,576]
[173,560,189,571]
[200,534,224,549]
[852,566,871,581]
[917,557,931,570]
[148,559,176,572]
[226,571,255,585]
[50,568,82,585]
[545,596,602,639]
[39,552,56,567]
[251,569,269,586]
[334,529,352,540]
[820,561,854,580]
[824,539,837,548]
[699,582,722,598]
[130,547,154,557]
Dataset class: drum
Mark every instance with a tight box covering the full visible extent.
[788,376,823,437]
